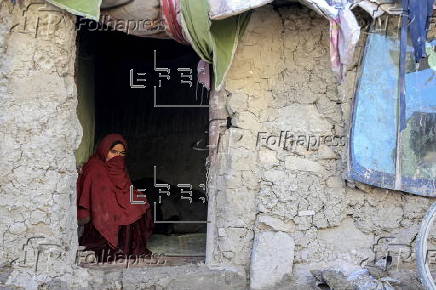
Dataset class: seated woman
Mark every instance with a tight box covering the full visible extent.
[77,133,153,262]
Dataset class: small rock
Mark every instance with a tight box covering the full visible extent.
[9,222,26,234]
[298,210,315,216]
[317,145,338,159]
[256,215,295,232]
[311,268,386,290]
[365,264,388,279]
[321,270,351,289]
[250,231,295,289]
[326,176,343,188]
[380,276,400,284]
[218,228,226,237]
[284,156,325,175]
[310,269,323,283]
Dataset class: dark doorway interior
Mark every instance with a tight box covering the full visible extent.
[76,24,209,260]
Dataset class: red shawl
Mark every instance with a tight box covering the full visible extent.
[77,134,149,248]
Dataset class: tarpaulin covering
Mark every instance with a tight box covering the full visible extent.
[46,0,102,21]
[180,0,250,90]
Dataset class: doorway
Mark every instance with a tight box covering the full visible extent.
[75,21,210,265]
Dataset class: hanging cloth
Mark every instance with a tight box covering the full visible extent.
[180,0,251,90]
[406,0,435,62]
[329,5,361,80]
[46,0,102,21]
[205,0,360,81]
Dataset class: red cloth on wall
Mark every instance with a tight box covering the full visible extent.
[77,134,152,249]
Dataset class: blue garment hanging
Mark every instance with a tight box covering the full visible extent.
[406,0,435,62]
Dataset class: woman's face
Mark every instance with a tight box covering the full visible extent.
[106,144,126,161]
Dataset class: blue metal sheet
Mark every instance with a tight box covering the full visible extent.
[349,28,436,196]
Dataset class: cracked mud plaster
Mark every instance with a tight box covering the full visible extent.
[209,4,436,273]
[0,1,435,288]
[0,0,88,287]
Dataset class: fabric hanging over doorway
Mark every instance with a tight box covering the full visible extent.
[162,0,189,44]
[42,0,435,85]
[180,0,250,91]
[47,0,102,21]
[207,0,360,80]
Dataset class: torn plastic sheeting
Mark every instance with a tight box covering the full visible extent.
[354,0,399,17]
[330,5,361,80]
[355,1,385,18]
[307,1,360,80]
[296,0,339,20]
[46,0,102,21]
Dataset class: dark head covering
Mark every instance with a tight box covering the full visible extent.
[95,133,128,162]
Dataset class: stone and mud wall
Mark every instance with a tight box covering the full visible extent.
[0,0,86,288]
[207,4,435,288]
[0,1,434,289]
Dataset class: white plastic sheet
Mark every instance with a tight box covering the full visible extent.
[208,0,273,20]
[356,1,385,18]
[330,5,361,79]
[297,0,339,20]
[208,0,339,20]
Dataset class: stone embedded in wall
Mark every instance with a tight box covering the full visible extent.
[255,215,295,232]
[217,227,254,266]
[250,231,295,289]
[317,218,374,263]
[326,175,343,188]
[317,145,339,160]
[216,187,256,227]
[284,155,326,175]
[227,91,249,116]
[257,149,279,168]
[232,111,261,131]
